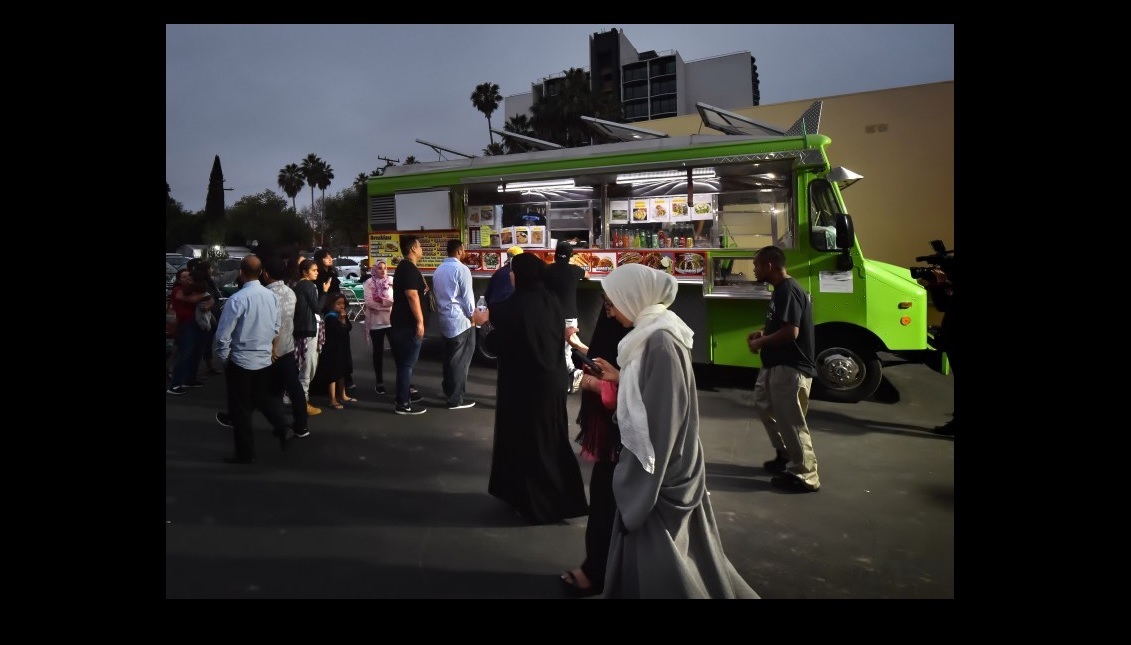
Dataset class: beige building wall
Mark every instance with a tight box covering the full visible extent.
[644,81,954,270]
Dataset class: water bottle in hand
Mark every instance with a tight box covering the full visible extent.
[475,296,487,328]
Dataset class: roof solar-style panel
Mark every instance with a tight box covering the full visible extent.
[581,115,668,141]
[696,102,786,137]
[490,129,563,151]
[415,138,477,159]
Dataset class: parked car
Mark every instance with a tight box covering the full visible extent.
[333,257,362,281]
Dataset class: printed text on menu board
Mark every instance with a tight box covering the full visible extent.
[369,230,460,270]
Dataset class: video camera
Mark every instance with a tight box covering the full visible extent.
[910,239,954,311]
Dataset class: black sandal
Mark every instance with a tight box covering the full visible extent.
[559,569,601,598]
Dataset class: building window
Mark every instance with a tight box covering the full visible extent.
[650,78,676,95]
[651,96,676,115]
[623,64,647,83]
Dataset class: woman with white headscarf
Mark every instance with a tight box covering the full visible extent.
[593,263,758,599]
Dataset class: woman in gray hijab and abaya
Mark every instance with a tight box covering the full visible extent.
[593,263,758,599]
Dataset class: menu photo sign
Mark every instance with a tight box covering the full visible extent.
[691,194,715,221]
[670,196,691,222]
[648,197,672,223]
[610,199,630,224]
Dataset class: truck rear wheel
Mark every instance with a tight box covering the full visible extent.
[812,335,882,403]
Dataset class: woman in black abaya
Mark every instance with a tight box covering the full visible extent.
[485,253,588,525]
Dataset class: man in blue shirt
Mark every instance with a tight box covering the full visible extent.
[214,255,297,463]
[483,246,523,307]
[432,239,484,409]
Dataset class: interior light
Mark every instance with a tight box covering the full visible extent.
[616,168,716,184]
[497,179,576,192]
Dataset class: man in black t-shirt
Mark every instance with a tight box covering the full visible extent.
[746,245,821,493]
[389,235,429,415]
[543,241,589,394]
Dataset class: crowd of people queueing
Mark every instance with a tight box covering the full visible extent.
[166,240,829,599]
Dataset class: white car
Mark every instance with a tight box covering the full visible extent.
[333,257,363,281]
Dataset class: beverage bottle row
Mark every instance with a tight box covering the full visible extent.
[610,225,698,249]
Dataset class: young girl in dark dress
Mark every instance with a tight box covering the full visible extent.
[559,297,629,597]
[313,292,356,409]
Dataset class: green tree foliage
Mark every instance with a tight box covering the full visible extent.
[277,163,304,213]
[483,142,505,156]
[224,190,313,258]
[205,155,227,226]
[404,156,418,165]
[471,81,502,146]
[166,181,202,251]
[530,68,622,148]
[322,186,368,248]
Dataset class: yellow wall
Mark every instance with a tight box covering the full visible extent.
[644,81,954,270]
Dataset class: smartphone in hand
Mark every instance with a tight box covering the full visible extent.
[573,349,602,373]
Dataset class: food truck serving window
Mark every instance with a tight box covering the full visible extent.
[394,190,450,230]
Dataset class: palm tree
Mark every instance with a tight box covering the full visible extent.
[300,153,324,217]
[354,172,369,193]
[317,163,334,245]
[404,156,419,165]
[470,81,502,146]
[503,114,534,154]
[277,163,304,213]
[483,142,505,156]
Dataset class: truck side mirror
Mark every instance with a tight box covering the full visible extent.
[835,214,855,270]
[835,214,855,249]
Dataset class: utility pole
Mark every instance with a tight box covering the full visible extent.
[376,156,399,176]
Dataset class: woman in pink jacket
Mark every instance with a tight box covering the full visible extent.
[363,260,394,394]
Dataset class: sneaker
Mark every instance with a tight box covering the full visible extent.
[395,404,427,416]
[282,393,292,406]
[293,428,311,438]
[347,381,357,390]
[374,385,387,395]
[448,401,476,410]
[568,369,584,394]
[215,412,234,428]
[763,452,789,474]
[771,473,820,493]
[307,402,322,415]
[410,391,424,403]
[166,386,185,395]
[184,381,205,388]
[410,385,420,396]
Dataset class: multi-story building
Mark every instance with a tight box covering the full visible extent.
[503,27,760,124]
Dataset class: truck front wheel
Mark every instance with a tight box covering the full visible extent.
[812,335,882,403]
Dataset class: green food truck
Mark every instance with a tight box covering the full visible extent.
[366,101,933,403]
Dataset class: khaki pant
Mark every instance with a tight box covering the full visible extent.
[753,365,820,489]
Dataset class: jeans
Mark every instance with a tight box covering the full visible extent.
[441,327,476,407]
[369,327,390,386]
[388,325,423,407]
[171,321,203,387]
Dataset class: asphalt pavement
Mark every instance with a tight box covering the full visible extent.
[165,329,955,599]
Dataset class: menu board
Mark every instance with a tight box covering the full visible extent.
[649,197,671,222]
[369,230,459,270]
